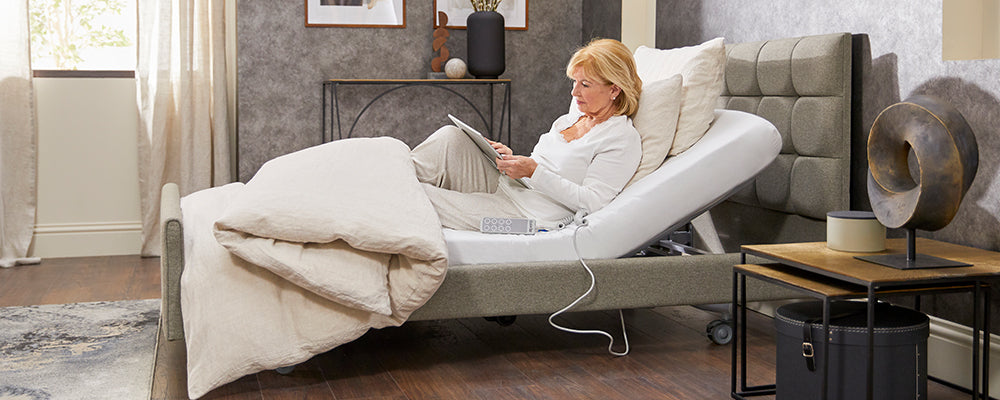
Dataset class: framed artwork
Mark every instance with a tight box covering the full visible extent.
[305,0,406,28]
[433,0,528,30]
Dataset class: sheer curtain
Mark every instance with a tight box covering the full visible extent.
[137,0,233,256]
[0,0,39,268]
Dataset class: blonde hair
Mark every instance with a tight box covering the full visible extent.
[566,38,642,118]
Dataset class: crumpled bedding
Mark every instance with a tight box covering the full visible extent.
[180,137,448,398]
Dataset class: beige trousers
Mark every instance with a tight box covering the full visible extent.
[411,126,527,230]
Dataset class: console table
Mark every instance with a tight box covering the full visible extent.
[322,79,512,145]
[732,238,1000,400]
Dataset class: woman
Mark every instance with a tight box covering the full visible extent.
[412,38,642,231]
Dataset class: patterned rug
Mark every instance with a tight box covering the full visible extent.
[0,299,160,400]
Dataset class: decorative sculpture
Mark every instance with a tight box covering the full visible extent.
[857,95,979,269]
[431,12,450,73]
[445,58,467,79]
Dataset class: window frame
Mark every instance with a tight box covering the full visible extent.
[32,70,134,78]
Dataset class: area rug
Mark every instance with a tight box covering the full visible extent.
[0,299,160,400]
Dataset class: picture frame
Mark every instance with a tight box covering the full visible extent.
[305,0,406,28]
[433,0,528,30]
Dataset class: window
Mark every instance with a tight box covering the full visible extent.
[29,0,136,72]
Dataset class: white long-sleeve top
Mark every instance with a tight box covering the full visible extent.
[499,109,642,229]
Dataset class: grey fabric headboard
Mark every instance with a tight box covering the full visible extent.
[709,32,853,251]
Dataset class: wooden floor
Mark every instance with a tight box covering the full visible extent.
[0,255,975,399]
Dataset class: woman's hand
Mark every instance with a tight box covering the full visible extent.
[488,139,513,158]
[496,155,538,180]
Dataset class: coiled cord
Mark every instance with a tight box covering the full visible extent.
[547,221,630,356]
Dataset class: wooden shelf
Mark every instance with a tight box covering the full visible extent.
[736,263,866,298]
[736,263,978,299]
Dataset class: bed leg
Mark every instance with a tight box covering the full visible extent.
[484,315,517,326]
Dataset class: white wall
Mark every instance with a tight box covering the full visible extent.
[621,0,656,51]
[943,0,1000,60]
[31,77,143,258]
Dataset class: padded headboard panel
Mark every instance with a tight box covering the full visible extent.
[709,32,852,250]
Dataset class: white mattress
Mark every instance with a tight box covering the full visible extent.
[442,109,781,265]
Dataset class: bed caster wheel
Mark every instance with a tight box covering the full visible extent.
[484,315,517,326]
[275,365,296,375]
[706,319,733,345]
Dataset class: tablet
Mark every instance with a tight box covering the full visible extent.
[448,114,532,189]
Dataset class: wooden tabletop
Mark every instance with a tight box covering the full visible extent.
[735,263,866,298]
[742,238,1000,287]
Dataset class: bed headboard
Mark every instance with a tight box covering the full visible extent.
[708,32,853,251]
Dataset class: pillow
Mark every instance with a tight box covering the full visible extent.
[634,37,726,156]
[567,74,684,188]
[624,73,683,188]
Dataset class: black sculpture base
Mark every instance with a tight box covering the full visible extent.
[855,228,971,269]
[856,253,970,269]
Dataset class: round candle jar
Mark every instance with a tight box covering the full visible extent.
[826,211,886,252]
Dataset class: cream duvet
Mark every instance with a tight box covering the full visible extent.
[180,137,448,398]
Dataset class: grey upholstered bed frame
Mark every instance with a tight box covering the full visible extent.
[160,32,854,341]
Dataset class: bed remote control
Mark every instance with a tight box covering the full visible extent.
[480,217,537,235]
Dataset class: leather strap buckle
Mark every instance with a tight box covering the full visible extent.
[802,341,816,371]
[801,342,815,358]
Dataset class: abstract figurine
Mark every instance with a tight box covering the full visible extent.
[858,95,979,269]
[431,12,450,73]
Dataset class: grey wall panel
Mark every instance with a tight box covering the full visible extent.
[238,0,583,181]
[656,0,1000,332]
[582,0,621,44]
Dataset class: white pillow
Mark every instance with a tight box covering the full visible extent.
[625,73,683,187]
[634,37,726,155]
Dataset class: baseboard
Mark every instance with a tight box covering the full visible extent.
[30,221,142,258]
[928,315,1000,395]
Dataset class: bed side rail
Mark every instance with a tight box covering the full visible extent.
[160,183,185,341]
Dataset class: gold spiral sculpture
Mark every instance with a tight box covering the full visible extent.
[859,95,979,269]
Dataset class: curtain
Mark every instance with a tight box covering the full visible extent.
[137,0,233,256]
[0,0,39,268]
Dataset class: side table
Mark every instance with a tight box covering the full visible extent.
[732,238,1000,400]
[322,79,512,145]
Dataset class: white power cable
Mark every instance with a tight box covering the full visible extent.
[547,220,630,356]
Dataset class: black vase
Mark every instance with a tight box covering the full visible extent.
[467,11,505,79]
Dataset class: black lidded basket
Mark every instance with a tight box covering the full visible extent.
[774,300,929,400]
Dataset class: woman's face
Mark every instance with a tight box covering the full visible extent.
[570,67,619,118]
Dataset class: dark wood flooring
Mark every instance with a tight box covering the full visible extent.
[0,255,974,399]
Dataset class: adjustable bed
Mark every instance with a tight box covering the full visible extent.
[159,32,854,398]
